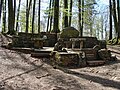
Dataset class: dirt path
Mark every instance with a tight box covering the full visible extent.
[0,34,120,90]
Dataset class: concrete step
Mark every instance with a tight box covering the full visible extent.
[107,45,120,59]
[107,45,120,54]
[87,60,105,66]
[31,52,50,58]
[11,47,34,54]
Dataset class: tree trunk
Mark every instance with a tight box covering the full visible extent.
[78,0,82,36]
[2,0,6,33]
[32,0,36,34]
[101,15,104,39]
[46,0,52,32]
[53,0,59,33]
[0,0,3,22]
[68,0,72,27]
[81,0,84,36]
[26,0,29,33]
[112,0,118,36]
[90,22,93,36]
[16,0,21,32]
[38,0,41,34]
[109,0,112,40]
[8,0,15,35]
[117,0,120,38]
[53,0,59,43]
[63,0,68,28]
[49,0,54,32]
[14,0,16,26]
[26,0,32,33]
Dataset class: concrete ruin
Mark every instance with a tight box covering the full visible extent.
[4,27,116,68]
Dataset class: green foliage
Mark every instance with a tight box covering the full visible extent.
[107,37,118,45]
[19,9,26,32]
[44,7,53,16]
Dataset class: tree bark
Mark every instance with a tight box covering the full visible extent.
[69,0,72,27]
[117,0,120,38]
[0,0,3,22]
[112,0,118,36]
[78,0,82,36]
[53,0,59,43]
[26,0,32,33]
[53,0,59,33]
[109,0,112,40]
[8,0,15,35]
[46,0,52,32]
[38,0,41,34]
[49,0,54,32]
[2,0,6,32]
[16,0,21,32]
[63,0,68,28]
[81,0,84,36]
[32,0,36,34]
[101,15,104,39]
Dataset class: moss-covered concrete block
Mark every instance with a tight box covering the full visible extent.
[51,52,79,67]
[60,27,79,38]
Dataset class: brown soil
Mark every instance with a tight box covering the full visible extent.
[0,34,120,90]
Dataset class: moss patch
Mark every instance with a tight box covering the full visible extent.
[60,27,79,38]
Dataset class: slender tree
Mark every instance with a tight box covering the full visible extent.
[53,0,59,33]
[32,0,36,34]
[2,0,6,32]
[117,0,120,38]
[8,0,15,35]
[38,0,41,34]
[78,0,82,36]
[101,15,104,39]
[49,0,54,32]
[14,0,16,25]
[63,0,68,28]
[46,0,52,32]
[53,0,59,43]
[26,0,28,33]
[81,0,84,36]
[89,6,93,36]
[109,0,112,40]
[112,0,118,35]
[68,0,72,26]
[16,0,21,32]
[0,0,3,22]
[26,0,32,33]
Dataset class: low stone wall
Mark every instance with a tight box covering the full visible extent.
[11,32,57,48]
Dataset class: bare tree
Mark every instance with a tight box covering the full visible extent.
[63,0,68,28]
[53,0,59,33]
[109,0,112,40]
[7,0,15,35]
[2,0,6,32]
[0,0,3,22]
[69,0,72,27]
[26,0,32,33]
[53,0,59,43]
[32,0,36,34]
[38,0,41,34]
[46,0,52,32]
[16,0,21,32]
[49,0,54,32]
[78,0,82,36]
[117,0,120,38]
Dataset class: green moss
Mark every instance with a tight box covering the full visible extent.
[60,27,79,38]
[107,37,119,45]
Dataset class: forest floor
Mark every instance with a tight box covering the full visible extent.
[0,34,120,90]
